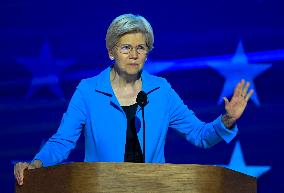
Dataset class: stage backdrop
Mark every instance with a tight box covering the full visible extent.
[1,0,284,192]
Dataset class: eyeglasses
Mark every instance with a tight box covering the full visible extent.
[116,44,148,55]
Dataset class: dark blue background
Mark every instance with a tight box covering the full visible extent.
[1,0,284,192]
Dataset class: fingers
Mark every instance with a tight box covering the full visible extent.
[234,79,254,100]
[14,160,43,186]
[28,164,36,170]
[223,97,229,106]
[245,89,254,102]
[233,80,244,97]
[14,162,29,185]
[242,81,250,96]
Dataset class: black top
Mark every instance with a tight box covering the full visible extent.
[122,103,143,163]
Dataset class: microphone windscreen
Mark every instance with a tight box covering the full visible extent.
[136,91,148,107]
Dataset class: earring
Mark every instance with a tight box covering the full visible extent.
[110,56,114,60]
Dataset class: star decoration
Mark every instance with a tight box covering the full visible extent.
[220,141,271,178]
[16,41,75,100]
[207,41,272,106]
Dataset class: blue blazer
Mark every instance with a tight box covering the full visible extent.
[34,67,238,167]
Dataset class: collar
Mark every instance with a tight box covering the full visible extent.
[94,66,160,97]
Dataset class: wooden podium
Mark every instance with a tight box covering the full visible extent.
[16,162,256,193]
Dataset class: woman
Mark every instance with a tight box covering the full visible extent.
[14,13,253,185]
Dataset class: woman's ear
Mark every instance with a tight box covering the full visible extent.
[108,50,115,60]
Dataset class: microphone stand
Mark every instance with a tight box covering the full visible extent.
[136,91,148,163]
[136,87,159,163]
[141,105,146,163]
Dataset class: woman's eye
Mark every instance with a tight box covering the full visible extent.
[137,45,146,50]
[121,45,131,50]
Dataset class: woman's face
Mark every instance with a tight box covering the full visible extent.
[110,32,148,76]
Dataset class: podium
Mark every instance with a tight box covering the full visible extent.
[16,162,256,193]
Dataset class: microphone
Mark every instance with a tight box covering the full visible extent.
[136,91,148,107]
[136,91,148,163]
[136,88,160,163]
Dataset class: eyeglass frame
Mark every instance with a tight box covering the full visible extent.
[115,44,149,55]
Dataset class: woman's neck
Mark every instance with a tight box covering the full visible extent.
[110,66,141,88]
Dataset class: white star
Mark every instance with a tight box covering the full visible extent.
[220,141,271,178]
[17,41,75,100]
[208,41,272,106]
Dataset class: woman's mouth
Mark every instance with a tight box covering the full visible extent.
[129,63,139,67]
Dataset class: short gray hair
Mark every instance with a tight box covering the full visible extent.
[106,14,154,52]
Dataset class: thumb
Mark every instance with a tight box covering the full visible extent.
[27,164,36,170]
[223,97,229,106]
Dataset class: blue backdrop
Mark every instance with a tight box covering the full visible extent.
[1,0,284,192]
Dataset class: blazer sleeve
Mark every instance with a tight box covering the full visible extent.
[167,81,238,148]
[33,80,87,166]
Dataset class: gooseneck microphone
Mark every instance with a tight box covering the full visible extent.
[136,91,148,163]
[136,87,160,163]
[136,91,148,107]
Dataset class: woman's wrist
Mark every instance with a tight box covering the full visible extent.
[31,159,43,168]
[221,114,236,129]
